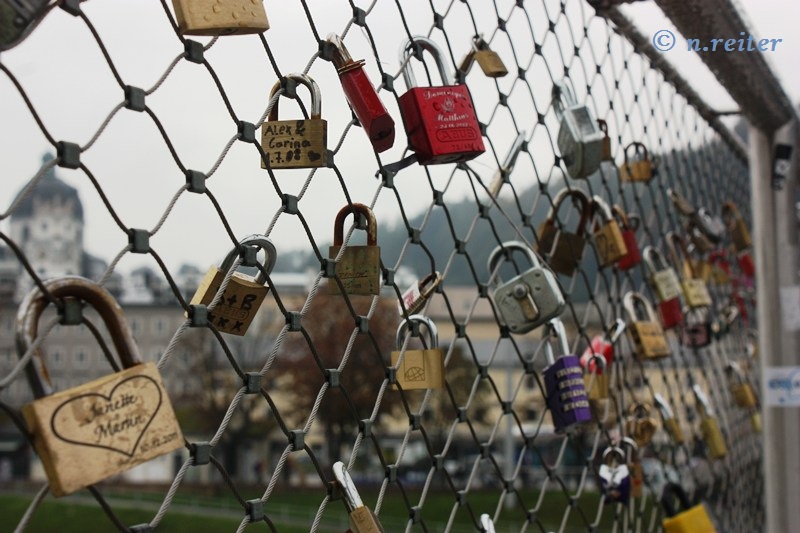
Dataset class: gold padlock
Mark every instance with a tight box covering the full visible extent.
[654,393,684,444]
[619,141,654,182]
[625,402,658,447]
[590,195,628,267]
[597,119,612,161]
[642,246,683,303]
[18,277,183,497]
[722,201,752,251]
[750,412,762,433]
[189,235,274,335]
[391,315,445,390]
[684,258,713,284]
[459,34,508,78]
[537,189,591,276]
[667,232,711,309]
[328,203,381,296]
[726,362,758,408]
[621,437,644,499]
[694,385,727,460]
[584,354,609,401]
[590,395,618,428]
[261,73,328,169]
[661,484,718,533]
[172,0,269,36]
[623,291,671,360]
[333,462,385,532]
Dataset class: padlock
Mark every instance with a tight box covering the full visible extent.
[458,34,508,78]
[0,0,50,51]
[543,319,592,433]
[623,291,671,360]
[612,205,641,270]
[686,221,717,253]
[479,514,496,533]
[328,203,381,296]
[722,201,751,251]
[666,232,712,309]
[661,483,718,533]
[624,403,658,447]
[189,234,274,335]
[708,250,731,285]
[750,412,762,433]
[488,130,527,198]
[679,307,712,349]
[398,36,485,165]
[668,188,696,218]
[710,302,738,340]
[693,385,727,460]
[580,319,626,400]
[552,80,604,179]
[398,271,442,316]
[590,195,628,267]
[17,276,183,497]
[598,445,631,504]
[684,257,713,284]
[621,437,644,499]
[693,208,725,245]
[172,0,269,36]
[537,189,591,276]
[487,241,565,334]
[590,394,619,428]
[327,34,395,153]
[654,393,684,445]
[261,73,328,169]
[597,119,612,161]
[333,461,384,533]
[619,142,654,182]
[642,246,683,329]
[746,329,758,360]
[725,362,758,408]
[391,315,445,390]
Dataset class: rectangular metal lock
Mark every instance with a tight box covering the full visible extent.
[653,269,682,302]
[333,461,385,533]
[731,383,757,408]
[597,120,612,161]
[682,278,711,308]
[700,416,727,459]
[474,49,508,77]
[619,142,654,182]
[584,371,609,401]
[589,397,618,428]
[544,355,591,433]
[662,504,717,533]
[329,204,381,296]
[594,219,627,267]
[732,219,752,251]
[172,0,269,36]
[552,82,604,179]
[631,321,670,360]
[349,507,383,533]
[391,349,444,390]
[684,259,713,283]
[547,231,586,276]
[680,320,711,348]
[190,268,268,335]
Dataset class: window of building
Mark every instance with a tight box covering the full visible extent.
[75,348,88,367]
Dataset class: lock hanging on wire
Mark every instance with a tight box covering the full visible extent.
[333,462,384,532]
[537,189,592,276]
[171,0,269,36]
[542,318,592,433]
[328,203,381,296]
[391,315,445,390]
[552,80,605,179]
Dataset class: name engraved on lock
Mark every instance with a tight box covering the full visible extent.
[653,269,682,301]
[261,119,328,169]
[189,269,268,335]
[328,245,381,296]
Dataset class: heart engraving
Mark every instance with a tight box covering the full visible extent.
[50,375,163,457]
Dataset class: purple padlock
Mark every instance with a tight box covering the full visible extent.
[543,318,593,433]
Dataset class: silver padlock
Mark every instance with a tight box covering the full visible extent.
[552,80,604,180]
[693,208,725,244]
[488,241,565,334]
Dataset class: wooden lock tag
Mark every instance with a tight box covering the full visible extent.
[172,0,269,36]
[722,201,752,251]
[328,203,381,296]
[189,235,274,335]
[17,277,183,497]
[391,315,445,390]
[537,189,591,276]
[591,195,628,267]
[619,142,653,182]
[624,291,671,360]
[261,73,328,169]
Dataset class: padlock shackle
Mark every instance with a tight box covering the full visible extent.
[326,33,363,74]
[623,291,659,324]
[665,232,696,279]
[543,318,570,366]
[641,245,671,276]
[622,141,648,164]
[660,482,693,518]
[333,203,378,247]
[487,241,541,282]
[332,461,363,513]
[16,276,142,399]
[611,205,639,232]
[620,436,639,460]
[692,384,714,416]
[395,314,439,350]
[597,118,608,135]
[694,208,724,244]
[586,353,606,374]
[551,80,577,120]
[590,195,614,224]
[268,73,322,122]
[400,36,451,88]
[479,514,496,533]
[604,318,627,344]
[219,234,276,285]
[545,188,591,237]
[653,393,674,419]
[602,445,626,465]
[668,188,696,217]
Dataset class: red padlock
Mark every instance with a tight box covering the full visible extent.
[327,34,395,153]
[398,36,485,165]
[581,318,626,372]
[612,205,641,271]
[737,250,755,278]
[643,246,684,329]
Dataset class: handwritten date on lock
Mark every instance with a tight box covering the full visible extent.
[261,120,327,169]
[22,362,183,496]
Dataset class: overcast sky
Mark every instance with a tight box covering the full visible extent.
[0,0,796,277]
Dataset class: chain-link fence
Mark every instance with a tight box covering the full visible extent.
[0,0,768,531]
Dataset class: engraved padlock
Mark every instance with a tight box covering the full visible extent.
[597,119,612,161]
[542,318,592,433]
[458,34,508,78]
[327,34,395,153]
[679,307,712,349]
[643,246,683,329]
[722,201,751,251]
[189,235,274,335]
[391,315,445,390]
[172,0,269,36]
[598,445,631,504]
[725,361,758,409]
[666,232,711,309]
[654,393,684,445]
[613,205,641,271]
[580,319,626,400]
[623,291,671,360]
[591,195,628,267]
[398,271,442,316]
[398,36,485,165]
[537,189,591,276]
[693,385,727,460]
[328,203,381,296]
[261,73,328,169]
[625,402,658,447]
[621,437,644,499]
[0,0,50,51]
[552,80,604,179]
[619,142,654,182]
[333,461,385,532]
[661,483,718,533]
[487,241,565,334]
[17,276,183,497]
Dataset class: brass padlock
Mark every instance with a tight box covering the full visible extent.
[666,232,711,309]
[623,291,671,360]
[459,34,508,78]
[189,235,274,335]
[625,402,658,447]
[642,246,683,303]
[654,393,684,445]
[172,0,269,36]
[328,203,381,296]
[694,385,727,460]
[590,394,619,428]
[726,362,758,408]
[261,73,328,169]
[398,271,442,316]
[537,189,591,276]
[621,437,644,499]
[333,461,385,532]
[584,354,609,401]
[619,142,654,182]
[684,257,713,284]
[391,315,445,390]
[17,277,183,497]
[597,119,612,161]
[590,195,628,267]
[722,201,752,251]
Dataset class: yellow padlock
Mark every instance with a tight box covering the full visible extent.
[654,393,684,444]
[623,291,671,360]
[661,483,718,533]
[619,141,654,182]
[726,361,758,408]
[172,0,269,36]
[391,315,445,390]
[694,385,727,460]
[590,195,628,267]
[667,232,711,309]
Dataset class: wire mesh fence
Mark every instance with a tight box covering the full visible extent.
[0,0,767,532]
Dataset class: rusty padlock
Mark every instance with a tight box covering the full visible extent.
[398,36,485,165]
[17,276,183,497]
[619,142,654,182]
[643,246,684,329]
[591,195,628,267]
[391,315,445,390]
[172,0,269,36]
[679,307,712,349]
[537,189,591,276]
[458,34,508,78]
[722,201,751,251]
[261,73,328,169]
[328,203,381,296]
[623,291,671,360]
[552,80,604,179]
